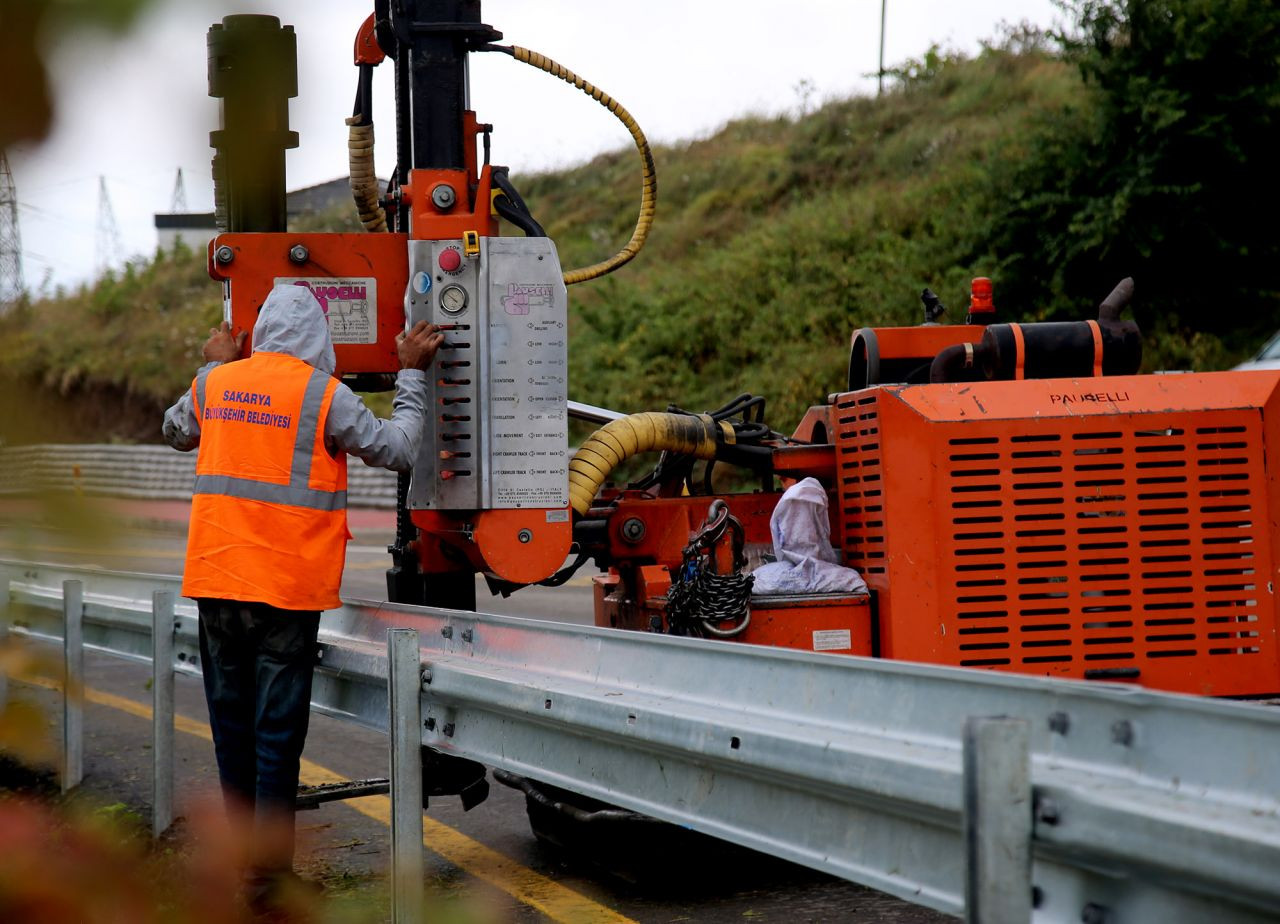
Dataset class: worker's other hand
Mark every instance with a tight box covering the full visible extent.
[203,322,248,363]
[397,321,445,371]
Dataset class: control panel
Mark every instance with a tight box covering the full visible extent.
[405,236,569,512]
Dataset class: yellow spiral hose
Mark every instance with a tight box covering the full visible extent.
[346,117,387,232]
[569,413,731,515]
[507,45,657,286]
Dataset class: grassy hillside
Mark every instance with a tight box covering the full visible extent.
[1,43,1227,445]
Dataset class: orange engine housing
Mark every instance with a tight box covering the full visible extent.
[818,369,1280,696]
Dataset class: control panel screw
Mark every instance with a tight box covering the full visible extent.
[517,529,533,544]
[214,245,234,265]
[288,243,309,264]
[431,183,457,210]
[621,517,646,543]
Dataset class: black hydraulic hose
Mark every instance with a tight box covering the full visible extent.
[491,168,547,237]
[393,45,411,231]
[494,196,546,237]
[930,342,980,383]
[351,64,374,125]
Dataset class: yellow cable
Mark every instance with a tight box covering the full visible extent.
[568,413,719,514]
[506,46,657,286]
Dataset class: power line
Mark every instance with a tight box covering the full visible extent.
[95,175,123,277]
[0,152,23,310]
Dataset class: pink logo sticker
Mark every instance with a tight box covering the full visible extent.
[501,283,553,315]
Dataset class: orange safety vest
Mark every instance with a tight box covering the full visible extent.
[182,352,349,611]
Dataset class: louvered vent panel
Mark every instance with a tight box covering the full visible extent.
[835,393,885,577]
[945,419,1267,676]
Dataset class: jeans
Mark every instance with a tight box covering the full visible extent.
[197,598,320,868]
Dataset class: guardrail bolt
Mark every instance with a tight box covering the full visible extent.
[621,517,646,543]
[425,717,436,731]
[421,668,432,686]
[1047,711,1070,735]
[442,723,455,737]
[1110,720,1134,747]
[441,626,453,639]
[1031,886,1045,909]
[461,628,473,643]
[1035,797,1060,826]
[1081,902,1110,924]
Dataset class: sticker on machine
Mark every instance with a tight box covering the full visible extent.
[276,277,378,344]
[812,629,852,652]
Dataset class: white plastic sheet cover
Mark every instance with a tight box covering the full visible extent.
[751,477,868,596]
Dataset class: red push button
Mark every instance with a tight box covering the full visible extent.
[438,248,462,272]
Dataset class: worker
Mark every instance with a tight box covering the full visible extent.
[162,284,442,909]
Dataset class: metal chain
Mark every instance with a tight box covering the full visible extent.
[666,501,753,638]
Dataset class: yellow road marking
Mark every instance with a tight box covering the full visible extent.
[20,676,634,924]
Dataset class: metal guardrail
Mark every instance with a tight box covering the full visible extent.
[3,558,1280,924]
[0,444,399,508]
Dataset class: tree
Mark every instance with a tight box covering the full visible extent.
[988,0,1280,355]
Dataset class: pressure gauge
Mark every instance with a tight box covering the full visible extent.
[439,284,468,314]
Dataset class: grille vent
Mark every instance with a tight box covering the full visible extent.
[835,393,886,576]
[946,423,1265,674]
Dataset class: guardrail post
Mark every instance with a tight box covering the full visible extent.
[387,628,424,923]
[0,577,10,709]
[963,716,1032,924]
[62,579,84,793]
[152,590,175,838]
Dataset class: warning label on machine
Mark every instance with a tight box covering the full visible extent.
[812,629,852,652]
[275,277,378,344]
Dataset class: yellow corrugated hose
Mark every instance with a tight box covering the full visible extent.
[569,413,731,515]
[507,45,657,286]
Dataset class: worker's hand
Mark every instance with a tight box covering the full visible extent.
[397,321,445,371]
[203,321,248,363]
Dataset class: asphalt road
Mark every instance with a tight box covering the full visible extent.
[0,496,952,923]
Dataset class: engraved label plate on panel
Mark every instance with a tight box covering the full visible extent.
[404,242,481,511]
[275,277,377,344]
[485,238,568,509]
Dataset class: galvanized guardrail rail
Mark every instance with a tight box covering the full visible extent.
[2,558,1279,924]
[0,444,399,507]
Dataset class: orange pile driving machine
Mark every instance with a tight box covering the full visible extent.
[203,4,1277,700]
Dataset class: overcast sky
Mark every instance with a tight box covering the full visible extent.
[10,0,1062,294]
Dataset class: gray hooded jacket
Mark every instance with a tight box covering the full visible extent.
[162,285,428,472]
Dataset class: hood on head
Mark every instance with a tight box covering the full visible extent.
[252,284,336,375]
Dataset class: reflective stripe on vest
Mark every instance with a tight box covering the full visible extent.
[192,364,214,419]
[193,366,341,510]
